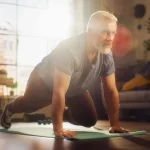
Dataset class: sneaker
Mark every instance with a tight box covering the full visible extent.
[0,105,13,129]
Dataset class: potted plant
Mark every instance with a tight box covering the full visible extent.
[9,81,18,96]
[0,69,7,78]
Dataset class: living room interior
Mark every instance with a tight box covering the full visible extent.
[0,0,150,121]
[0,0,150,150]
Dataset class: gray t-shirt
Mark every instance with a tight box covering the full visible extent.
[36,33,115,97]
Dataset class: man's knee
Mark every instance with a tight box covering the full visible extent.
[82,117,97,127]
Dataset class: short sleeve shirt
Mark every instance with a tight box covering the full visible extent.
[36,33,115,97]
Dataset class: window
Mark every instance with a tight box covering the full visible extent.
[0,65,16,95]
[0,3,16,35]
[0,0,73,95]
[18,0,47,8]
[17,36,47,66]
[0,0,16,4]
[18,6,47,36]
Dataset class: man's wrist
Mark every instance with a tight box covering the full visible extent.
[53,124,63,131]
[111,123,120,128]
[53,127,63,133]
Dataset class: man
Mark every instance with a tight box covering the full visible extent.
[0,11,129,138]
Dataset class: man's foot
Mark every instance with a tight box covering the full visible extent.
[0,104,13,129]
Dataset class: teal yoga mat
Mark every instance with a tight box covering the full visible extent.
[0,126,146,140]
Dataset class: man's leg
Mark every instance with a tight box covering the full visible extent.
[0,68,52,128]
[64,90,98,127]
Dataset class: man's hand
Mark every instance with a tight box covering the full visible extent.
[54,129,76,138]
[52,68,73,138]
[109,126,130,133]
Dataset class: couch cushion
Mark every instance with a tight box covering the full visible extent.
[119,90,150,103]
[121,75,150,91]
[120,103,150,109]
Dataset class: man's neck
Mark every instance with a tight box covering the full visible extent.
[86,45,98,64]
[86,36,98,64]
[86,38,98,54]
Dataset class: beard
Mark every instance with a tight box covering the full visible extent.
[92,41,112,54]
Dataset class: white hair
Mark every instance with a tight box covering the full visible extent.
[86,11,118,31]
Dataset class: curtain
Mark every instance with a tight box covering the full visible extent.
[72,0,101,35]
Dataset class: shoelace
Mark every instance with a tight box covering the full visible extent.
[6,111,13,123]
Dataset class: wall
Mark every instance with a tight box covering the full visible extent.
[99,0,136,67]
[132,0,150,61]
[100,0,150,66]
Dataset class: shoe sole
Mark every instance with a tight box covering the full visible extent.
[0,106,11,129]
[0,117,10,129]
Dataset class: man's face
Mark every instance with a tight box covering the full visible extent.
[90,20,117,54]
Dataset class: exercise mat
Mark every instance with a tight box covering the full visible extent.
[0,124,146,140]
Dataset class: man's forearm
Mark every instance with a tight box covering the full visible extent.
[51,92,65,131]
[104,91,120,127]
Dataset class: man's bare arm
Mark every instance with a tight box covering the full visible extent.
[102,73,129,133]
[102,73,119,127]
[51,68,75,137]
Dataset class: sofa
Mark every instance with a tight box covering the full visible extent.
[115,63,150,109]
[115,63,150,121]
[93,62,150,121]
[119,90,150,109]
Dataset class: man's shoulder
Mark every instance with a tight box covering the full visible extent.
[59,33,86,57]
[61,32,86,47]
[102,51,114,64]
[103,51,113,59]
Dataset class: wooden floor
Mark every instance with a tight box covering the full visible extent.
[0,120,150,150]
